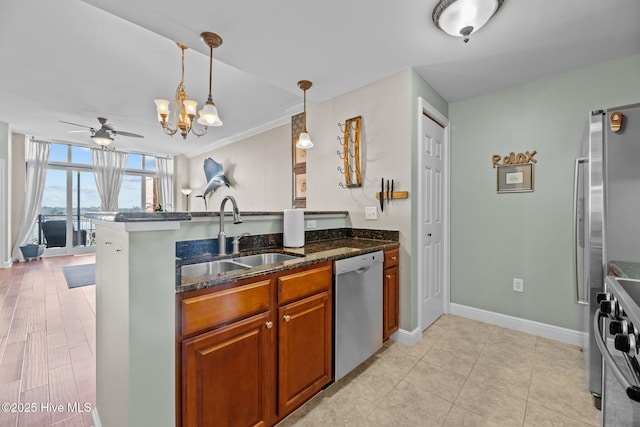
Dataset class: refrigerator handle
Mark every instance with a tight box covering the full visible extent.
[574,157,589,305]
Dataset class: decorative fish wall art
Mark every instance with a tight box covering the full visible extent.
[197,157,231,210]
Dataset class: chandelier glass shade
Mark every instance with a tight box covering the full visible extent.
[432,0,504,43]
[296,80,314,149]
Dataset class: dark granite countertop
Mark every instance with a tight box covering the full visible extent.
[86,210,348,222]
[178,237,399,294]
[609,260,640,280]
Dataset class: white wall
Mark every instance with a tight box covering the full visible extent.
[187,124,292,211]
[0,122,11,266]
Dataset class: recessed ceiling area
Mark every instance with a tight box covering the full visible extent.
[1,0,639,157]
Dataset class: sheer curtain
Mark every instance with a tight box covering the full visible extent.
[92,148,128,211]
[12,139,51,261]
[156,157,174,211]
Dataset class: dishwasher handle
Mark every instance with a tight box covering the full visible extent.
[334,251,383,275]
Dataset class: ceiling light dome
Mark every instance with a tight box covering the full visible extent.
[433,0,504,43]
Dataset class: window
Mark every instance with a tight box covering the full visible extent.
[35,143,163,252]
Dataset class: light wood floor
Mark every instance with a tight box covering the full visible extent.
[0,255,95,427]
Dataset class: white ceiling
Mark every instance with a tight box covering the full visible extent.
[1,0,639,157]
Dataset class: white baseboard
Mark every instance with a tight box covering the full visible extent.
[450,303,586,347]
[92,407,101,427]
[390,326,421,346]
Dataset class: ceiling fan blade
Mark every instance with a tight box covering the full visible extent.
[59,120,93,129]
[68,130,90,133]
[114,131,144,138]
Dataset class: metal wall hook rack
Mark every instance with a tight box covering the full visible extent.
[337,116,362,188]
[337,121,358,133]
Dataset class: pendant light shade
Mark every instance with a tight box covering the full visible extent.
[433,0,504,43]
[197,32,223,127]
[296,80,314,150]
[297,131,313,149]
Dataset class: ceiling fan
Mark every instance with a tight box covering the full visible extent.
[60,117,144,147]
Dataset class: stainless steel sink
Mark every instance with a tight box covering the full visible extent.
[181,260,249,277]
[232,252,301,267]
[181,252,302,279]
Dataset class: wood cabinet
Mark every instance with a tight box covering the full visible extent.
[278,290,332,415]
[181,311,274,427]
[383,248,399,341]
[177,262,332,427]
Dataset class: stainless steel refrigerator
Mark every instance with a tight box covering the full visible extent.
[575,102,640,409]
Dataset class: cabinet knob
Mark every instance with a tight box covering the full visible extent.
[386,275,392,279]
[283,314,291,322]
[265,321,273,329]
[391,256,397,260]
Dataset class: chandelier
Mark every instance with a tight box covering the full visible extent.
[154,33,223,139]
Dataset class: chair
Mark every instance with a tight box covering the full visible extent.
[42,220,87,248]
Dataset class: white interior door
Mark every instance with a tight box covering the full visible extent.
[420,110,447,330]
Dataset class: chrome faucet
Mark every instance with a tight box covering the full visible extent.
[232,232,251,255]
[218,196,242,255]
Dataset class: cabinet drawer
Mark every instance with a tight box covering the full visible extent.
[181,279,271,336]
[278,264,332,305]
[384,248,399,269]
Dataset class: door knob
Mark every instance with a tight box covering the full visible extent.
[283,314,291,322]
[427,233,432,237]
[265,321,273,329]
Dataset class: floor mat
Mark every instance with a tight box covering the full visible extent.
[62,263,95,288]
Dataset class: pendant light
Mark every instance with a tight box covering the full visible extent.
[296,80,313,149]
[433,0,504,43]
[197,32,223,127]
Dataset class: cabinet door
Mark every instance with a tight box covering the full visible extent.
[278,291,332,416]
[383,265,399,341]
[182,311,274,427]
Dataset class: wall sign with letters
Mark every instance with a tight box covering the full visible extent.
[493,150,537,194]
[492,150,537,168]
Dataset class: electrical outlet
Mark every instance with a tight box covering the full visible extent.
[513,278,524,293]
[365,206,377,220]
[306,220,317,229]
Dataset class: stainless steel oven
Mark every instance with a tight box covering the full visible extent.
[595,276,640,425]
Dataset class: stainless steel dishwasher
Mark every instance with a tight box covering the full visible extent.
[334,251,384,381]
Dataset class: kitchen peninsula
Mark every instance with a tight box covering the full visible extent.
[87,211,398,427]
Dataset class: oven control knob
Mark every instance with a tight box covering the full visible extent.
[600,299,618,317]
[614,334,637,356]
[610,320,629,335]
[597,292,611,303]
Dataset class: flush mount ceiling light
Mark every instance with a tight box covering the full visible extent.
[296,80,314,150]
[432,0,504,43]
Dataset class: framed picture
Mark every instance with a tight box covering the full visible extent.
[497,164,534,193]
[293,171,306,207]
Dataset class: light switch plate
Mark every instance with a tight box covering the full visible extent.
[513,278,524,292]
[365,206,377,220]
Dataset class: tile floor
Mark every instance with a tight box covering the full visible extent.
[278,315,601,427]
